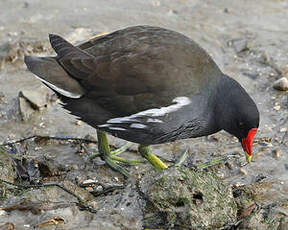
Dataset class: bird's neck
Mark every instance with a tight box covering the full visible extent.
[213,75,243,132]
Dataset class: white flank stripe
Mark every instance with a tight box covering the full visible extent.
[147,118,163,123]
[129,123,147,129]
[107,97,191,124]
[98,124,110,128]
[108,127,126,131]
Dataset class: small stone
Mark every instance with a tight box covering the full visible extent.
[71,164,79,170]
[280,128,287,132]
[19,88,49,109]
[273,77,288,91]
[230,39,249,53]
[82,179,98,186]
[0,209,6,215]
[114,177,119,182]
[8,31,18,37]
[273,105,281,111]
[85,187,93,192]
[280,181,284,185]
[75,120,82,126]
[225,161,233,170]
[273,149,280,159]
[240,168,247,175]
[152,1,160,7]
[266,143,273,147]
[94,185,103,192]
[19,96,34,121]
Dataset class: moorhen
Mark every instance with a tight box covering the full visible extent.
[24,25,259,177]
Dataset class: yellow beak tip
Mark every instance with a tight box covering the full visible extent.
[245,152,252,163]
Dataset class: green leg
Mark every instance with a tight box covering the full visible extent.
[89,143,131,161]
[97,130,130,178]
[138,144,168,169]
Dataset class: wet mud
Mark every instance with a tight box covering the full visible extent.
[0,0,287,229]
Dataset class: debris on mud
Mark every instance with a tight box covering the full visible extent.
[0,39,50,69]
[0,147,14,183]
[233,181,288,230]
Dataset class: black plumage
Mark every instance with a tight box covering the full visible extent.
[25,25,259,171]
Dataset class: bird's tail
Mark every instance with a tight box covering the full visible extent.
[24,55,85,98]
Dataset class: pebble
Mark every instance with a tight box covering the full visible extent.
[240,168,247,175]
[273,105,281,111]
[273,77,288,91]
[0,210,6,215]
[225,161,233,170]
[230,38,249,53]
[85,187,93,192]
[94,185,103,192]
[152,1,160,7]
[266,143,273,147]
[273,149,280,159]
[280,128,287,132]
[82,179,98,186]
[75,120,82,126]
[71,164,79,170]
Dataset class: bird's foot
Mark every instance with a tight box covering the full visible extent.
[89,143,132,160]
[101,153,130,178]
[95,131,145,178]
[110,143,131,156]
[138,144,168,169]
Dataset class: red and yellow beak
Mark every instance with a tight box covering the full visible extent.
[241,128,257,163]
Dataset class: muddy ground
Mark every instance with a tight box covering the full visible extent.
[0,0,287,229]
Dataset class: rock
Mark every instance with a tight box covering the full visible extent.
[273,149,280,159]
[140,167,237,229]
[273,77,288,91]
[240,168,247,175]
[273,105,281,111]
[75,120,82,126]
[19,88,50,109]
[228,38,249,53]
[18,88,50,121]
[18,96,34,121]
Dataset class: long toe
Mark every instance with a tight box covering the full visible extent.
[138,144,168,170]
[101,153,130,178]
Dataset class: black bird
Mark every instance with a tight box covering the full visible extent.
[24,25,259,177]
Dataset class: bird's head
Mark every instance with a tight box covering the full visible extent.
[217,77,260,163]
[224,102,259,163]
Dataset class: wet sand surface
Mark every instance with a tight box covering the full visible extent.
[0,0,287,229]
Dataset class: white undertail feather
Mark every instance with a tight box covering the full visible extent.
[33,75,82,99]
